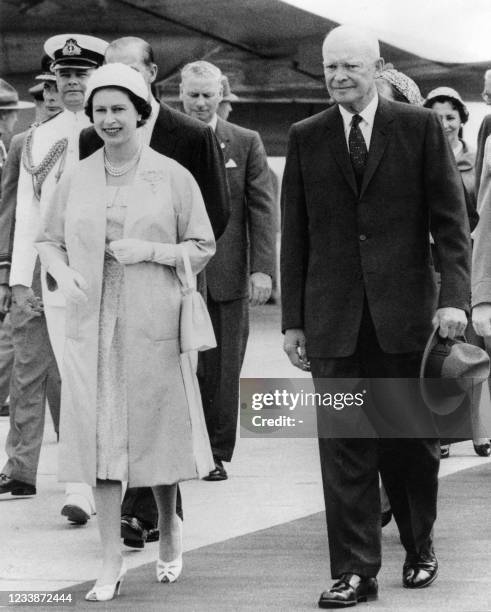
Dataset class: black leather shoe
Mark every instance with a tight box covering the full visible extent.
[403,550,438,589]
[0,402,9,417]
[121,515,153,548]
[0,473,36,496]
[440,444,450,459]
[473,442,491,457]
[146,528,160,543]
[318,573,378,608]
[203,458,228,481]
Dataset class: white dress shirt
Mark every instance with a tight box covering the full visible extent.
[208,113,218,132]
[338,92,379,151]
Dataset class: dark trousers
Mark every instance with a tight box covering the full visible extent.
[311,303,439,578]
[121,485,183,525]
[0,313,14,405]
[200,295,249,462]
[2,300,60,485]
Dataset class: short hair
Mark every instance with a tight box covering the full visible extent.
[85,86,152,128]
[180,61,222,84]
[323,25,381,61]
[106,36,155,68]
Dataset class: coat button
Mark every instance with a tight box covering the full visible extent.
[359,234,367,241]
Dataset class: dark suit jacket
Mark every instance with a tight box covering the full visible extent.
[206,117,276,302]
[0,131,26,285]
[79,101,230,239]
[475,113,491,198]
[281,96,471,358]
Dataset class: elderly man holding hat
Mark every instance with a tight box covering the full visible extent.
[0,35,107,520]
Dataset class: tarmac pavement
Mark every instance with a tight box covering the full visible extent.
[0,304,490,610]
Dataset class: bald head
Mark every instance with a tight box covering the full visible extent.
[323,26,380,62]
[322,25,383,113]
[105,36,157,93]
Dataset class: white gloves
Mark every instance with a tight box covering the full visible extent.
[49,260,88,303]
[110,239,176,266]
[109,239,154,265]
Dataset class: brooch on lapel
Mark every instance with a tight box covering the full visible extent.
[225,158,237,168]
[139,169,165,194]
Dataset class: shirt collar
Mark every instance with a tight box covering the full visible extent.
[208,114,218,131]
[338,91,379,129]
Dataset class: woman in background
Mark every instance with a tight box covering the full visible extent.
[424,87,489,458]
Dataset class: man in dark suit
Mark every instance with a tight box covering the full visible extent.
[474,69,491,199]
[78,37,230,549]
[281,25,470,608]
[180,60,276,481]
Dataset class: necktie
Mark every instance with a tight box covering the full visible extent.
[349,114,368,189]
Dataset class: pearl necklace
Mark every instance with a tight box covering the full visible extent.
[104,145,142,177]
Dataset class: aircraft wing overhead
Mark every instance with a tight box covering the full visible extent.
[0,0,488,100]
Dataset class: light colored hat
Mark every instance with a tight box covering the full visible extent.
[84,63,149,104]
[423,86,469,123]
[221,75,238,102]
[45,34,108,70]
[0,79,35,110]
[376,68,423,106]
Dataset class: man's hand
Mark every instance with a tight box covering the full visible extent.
[11,285,43,317]
[472,303,491,337]
[110,239,154,265]
[283,328,310,371]
[432,307,467,339]
[0,284,11,314]
[249,272,272,306]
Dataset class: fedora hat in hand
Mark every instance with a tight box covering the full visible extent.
[419,328,490,416]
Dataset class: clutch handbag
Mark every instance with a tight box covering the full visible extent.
[177,243,216,353]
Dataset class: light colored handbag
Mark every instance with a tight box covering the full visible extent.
[178,243,216,353]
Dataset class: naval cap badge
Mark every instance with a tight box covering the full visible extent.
[62,38,82,57]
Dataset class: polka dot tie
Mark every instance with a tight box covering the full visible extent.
[349,114,368,189]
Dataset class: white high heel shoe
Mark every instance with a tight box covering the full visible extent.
[156,555,183,583]
[156,518,183,583]
[85,561,127,602]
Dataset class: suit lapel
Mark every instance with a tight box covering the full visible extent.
[360,98,394,196]
[325,108,358,195]
[215,117,230,159]
[150,103,178,157]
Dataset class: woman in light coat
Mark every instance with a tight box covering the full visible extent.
[36,64,215,601]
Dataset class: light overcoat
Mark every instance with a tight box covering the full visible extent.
[36,145,215,486]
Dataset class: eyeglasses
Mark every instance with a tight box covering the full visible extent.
[482,92,491,103]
